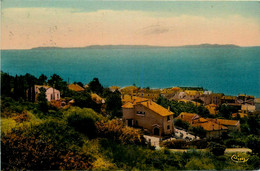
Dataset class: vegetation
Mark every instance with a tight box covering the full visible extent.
[207,142,226,156]
[1,72,260,170]
[190,126,207,139]
[157,96,211,117]
[174,118,190,130]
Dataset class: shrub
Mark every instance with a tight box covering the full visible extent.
[247,155,260,170]
[190,126,206,138]
[225,138,246,148]
[1,118,17,135]
[190,139,208,149]
[59,151,94,170]
[246,135,260,155]
[96,119,146,145]
[65,107,103,139]
[161,139,188,149]
[174,119,190,130]
[207,142,226,156]
[29,119,85,151]
[1,132,60,170]
[184,157,215,170]
[1,131,94,170]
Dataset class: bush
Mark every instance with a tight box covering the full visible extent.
[66,107,102,139]
[190,139,208,149]
[246,135,260,155]
[1,118,17,134]
[184,157,215,170]
[161,139,188,149]
[29,119,85,151]
[1,131,94,170]
[1,132,60,170]
[207,142,226,156]
[174,119,190,130]
[225,138,246,148]
[96,119,146,145]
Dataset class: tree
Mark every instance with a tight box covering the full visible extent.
[190,126,206,139]
[48,74,68,96]
[74,81,84,88]
[73,93,93,107]
[218,104,238,119]
[88,78,103,94]
[37,87,48,113]
[246,135,260,155]
[38,74,48,85]
[174,119,190,130]
[1,72,13,97]
[207,142,226,156]
[247,112,260,135]
[106,90,122,118]
[66,108,101,139]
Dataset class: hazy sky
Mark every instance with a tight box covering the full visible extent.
[1,0,260,49]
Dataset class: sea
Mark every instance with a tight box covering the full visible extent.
[1,47,260,97]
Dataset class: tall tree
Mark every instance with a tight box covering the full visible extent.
[48,74,68,96]
[38,74,48,85]
[37,87,48,113]
[88,78,103,94]
[106,90,122,118]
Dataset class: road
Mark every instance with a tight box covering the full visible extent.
[143,135,252,153]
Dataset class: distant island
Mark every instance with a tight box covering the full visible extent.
[31,44,240,50]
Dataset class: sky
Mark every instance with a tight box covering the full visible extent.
[1,0,260,49]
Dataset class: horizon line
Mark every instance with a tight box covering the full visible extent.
[2,43,260,50]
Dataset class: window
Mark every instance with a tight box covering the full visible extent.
[167,125,170,130]
[167,116,170,121]
[136,111,145,115]
[57,94,59,99]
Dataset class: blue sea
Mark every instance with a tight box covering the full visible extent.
[1,47,260,97]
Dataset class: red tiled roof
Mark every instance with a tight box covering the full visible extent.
[68,84,84,92]
[193,121,228,131]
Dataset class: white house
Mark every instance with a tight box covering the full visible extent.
[35,85,60,102]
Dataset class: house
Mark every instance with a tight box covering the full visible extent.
[184,90,201,99]
[176,112,228,138]
[232,111,248,118]
[122,97,174,136]
[68,83,85,92]
[255,98,260,111]
[35,85,60,102]
[84,84,89,89]
[208,118,240,131]
[238,94,255,105]
[178,99,201,106]
[241,104,256,113]
[210,93,224,105]
[109,86,120,92]
[176,112,200,125]
[205,104,218,115]
[91,93,105,104]
[199,94,211,105]
[171,91,186,101]
[192,119,228,138]
[221,96,237,104]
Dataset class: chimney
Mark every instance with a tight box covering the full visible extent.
[168,106,170,111]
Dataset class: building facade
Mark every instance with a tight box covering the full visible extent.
[35,85,60,102]
[122,98,174,136]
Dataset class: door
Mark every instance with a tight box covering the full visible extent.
[127,119,133,127]
[154,127,160,136]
